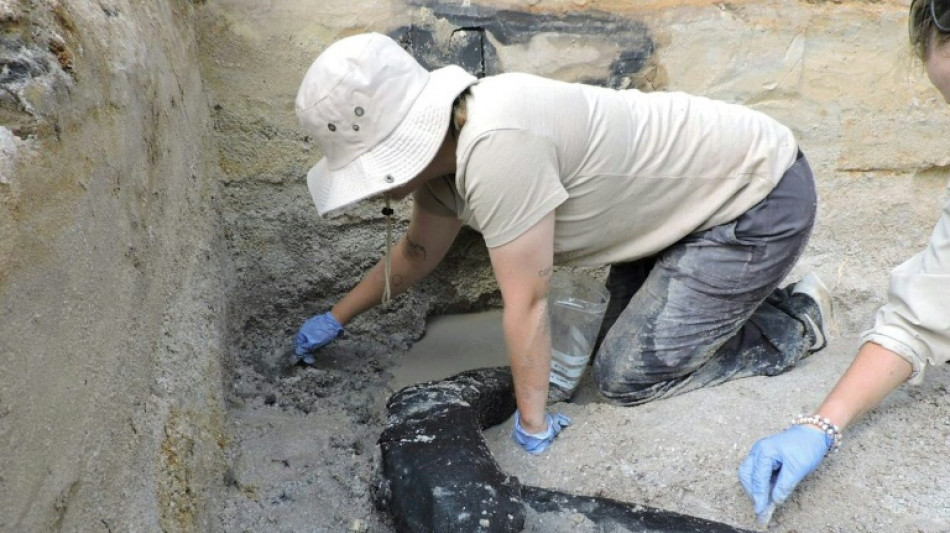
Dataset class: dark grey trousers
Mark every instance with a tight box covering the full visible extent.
[592,151,820,406]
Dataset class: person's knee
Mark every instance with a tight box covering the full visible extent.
[593,340,704,405]
[592,359,623,398]
[592,370,664,406]
[592,354,657,405]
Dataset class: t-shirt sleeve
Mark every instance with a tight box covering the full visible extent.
[413,175,460,218]
[458,130,568,248]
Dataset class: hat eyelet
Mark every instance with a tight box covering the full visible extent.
[352,124,360,131]
[384,175,394,183]
[327,123,336,132]
[354,106,364,117]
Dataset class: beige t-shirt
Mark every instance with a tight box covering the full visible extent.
[415,73,799,266]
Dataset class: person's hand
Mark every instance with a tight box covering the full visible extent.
[512,410,571,454]
[294,312,344,360]
[738,425,832,523]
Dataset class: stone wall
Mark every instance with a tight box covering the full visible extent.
[0,1,227,531]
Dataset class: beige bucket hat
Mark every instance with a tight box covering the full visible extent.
[296,32,478,217]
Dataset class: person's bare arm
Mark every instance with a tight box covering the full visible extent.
[331,202,462,324]
[814,342,913,430]
[739,340,914,520]
[487,211,556,434]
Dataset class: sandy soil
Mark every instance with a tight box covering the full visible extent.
[217,297,950,532]
[486,335,950,532]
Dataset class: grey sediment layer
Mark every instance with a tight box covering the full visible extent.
[376,367,753,532]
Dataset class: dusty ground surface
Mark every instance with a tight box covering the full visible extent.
[213,183,499,533]
[216,275,950,532]
[487,336,950,533]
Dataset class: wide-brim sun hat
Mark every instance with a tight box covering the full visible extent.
[296,32,478,217]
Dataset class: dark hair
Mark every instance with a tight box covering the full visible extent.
[450,88,471,137]
[910,0,950,60]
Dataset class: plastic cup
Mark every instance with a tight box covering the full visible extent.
[547,270,609,402]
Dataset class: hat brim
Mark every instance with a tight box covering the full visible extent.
[306,65,477,217]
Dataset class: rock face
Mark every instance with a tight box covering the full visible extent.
[2,0,949,531]
[1,1,227,531]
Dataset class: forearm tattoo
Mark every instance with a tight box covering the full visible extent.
[538,266,552,277]
[404,235,428,262]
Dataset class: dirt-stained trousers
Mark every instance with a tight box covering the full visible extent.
[592,151,821,406]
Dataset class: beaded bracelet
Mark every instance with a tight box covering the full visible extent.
[792,414,842,454]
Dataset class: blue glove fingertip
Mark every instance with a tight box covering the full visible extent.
[754,447,779,511]
[736,454,757,501]
[756,503,775,527]
[294,333,309,356]
[553,413,572,427]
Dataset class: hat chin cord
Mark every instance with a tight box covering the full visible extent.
[381,197,394,308]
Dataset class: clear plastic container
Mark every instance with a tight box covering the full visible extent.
[547,270,609,402]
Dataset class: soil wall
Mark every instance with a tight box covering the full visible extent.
[1,1,228,531]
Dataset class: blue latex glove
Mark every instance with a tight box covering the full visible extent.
[512,410,572,455]
[738,425,833,523]
[294,311,344,361]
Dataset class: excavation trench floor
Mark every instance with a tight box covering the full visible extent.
[217,312,950,532]
[390,310,509,390]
